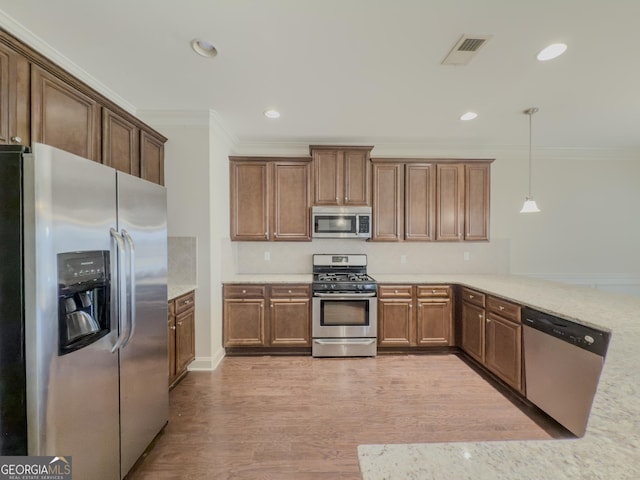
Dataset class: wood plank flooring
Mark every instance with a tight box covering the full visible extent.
[126,354,569,480]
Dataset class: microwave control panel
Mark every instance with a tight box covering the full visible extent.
[358,215,370,234]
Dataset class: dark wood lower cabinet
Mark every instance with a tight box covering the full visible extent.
[378,285,453,349]
[169,291,196,388]
[459,287,523,393]
[223,284,311,352]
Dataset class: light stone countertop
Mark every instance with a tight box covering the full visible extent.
[222,273,640,479]
[168,284,197,301]
[358,274,640,480]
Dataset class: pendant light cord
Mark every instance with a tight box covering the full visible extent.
[524,107,538,198]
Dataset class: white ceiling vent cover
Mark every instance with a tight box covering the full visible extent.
[442,34,493,65]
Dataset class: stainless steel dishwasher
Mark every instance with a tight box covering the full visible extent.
[522,307,611,437]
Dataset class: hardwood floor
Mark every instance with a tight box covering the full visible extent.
[126,354,569,480]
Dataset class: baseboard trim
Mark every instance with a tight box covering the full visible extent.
[188,347,225,371]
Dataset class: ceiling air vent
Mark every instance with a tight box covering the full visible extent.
[441,34,493,66]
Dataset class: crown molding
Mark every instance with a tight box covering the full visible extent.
[0,10,137,114]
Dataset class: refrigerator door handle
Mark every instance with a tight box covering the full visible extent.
[121,229,136,347]
[110,228,129,353]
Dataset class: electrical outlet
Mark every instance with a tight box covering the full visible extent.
[264,251,271,261]
[400,255,407,264]
[464,252,470,261]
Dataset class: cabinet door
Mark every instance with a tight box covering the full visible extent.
[405,164,436,241]
[378,298,413,346]
[176,308,195,374]
[0,42,29,146]
[230,161,270,240]
[140,129,165,185]
[31,65,100,161]
[485,314,522,391]
[313,150,341,205]
[270,298,311,346]
[461,301,485,363]
[102,108,140,175]
[416,298,452,346]
[272,162,311,241]
[372,163,403,241]
[343,150,369,205]
[435,164,464,241]
[168,306,176,385]
[465,164,490,241]
[223,298,266,346]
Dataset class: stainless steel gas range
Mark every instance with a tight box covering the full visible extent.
[311,254,377,357]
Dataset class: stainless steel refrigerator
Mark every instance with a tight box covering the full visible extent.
[0,143,168,479]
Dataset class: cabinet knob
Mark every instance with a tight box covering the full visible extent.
[432,289,437,294]
[418,304,422,308]
[345,196,348,201]
[487,319,491,323]
[409,304,412,309]
[394,289,398,294]
[11,136,22,143]
[288,289,292,294]
[177,321,183,326]
[499,305,505,311]
[469,294,474,299]
[170,326,176,330]
[478,313,483,319]
[270,304,273,308]
[184,300,191,305]
[335,196,339,201]
[242,289,246,293]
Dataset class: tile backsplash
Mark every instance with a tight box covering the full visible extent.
[168,236,197,284]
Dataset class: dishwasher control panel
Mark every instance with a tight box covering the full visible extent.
[522,308,611,357]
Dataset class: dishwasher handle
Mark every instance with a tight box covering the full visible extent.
[522,307,610,357]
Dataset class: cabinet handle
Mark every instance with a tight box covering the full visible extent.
[11,136,22,143]
[478,313,483,319]
[170,326,176,330]
[184,300,192,305]
[487,319,491,323]
[499,305,505,311]
[469,294,474,299]
[177,321,183,326]
[432,289,437,294]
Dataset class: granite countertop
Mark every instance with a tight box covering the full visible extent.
[168,284,197,300]
[222,273,640,478]
[357,274,640,480]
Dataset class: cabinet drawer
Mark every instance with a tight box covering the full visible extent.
[270,284,310,298]
[175,291,195,314]
[168,299,175,316]
[487,296,521,323]
[416,285,450,298]
[223,284,267,299]
[461,287,485,307]
[378,285,413,298]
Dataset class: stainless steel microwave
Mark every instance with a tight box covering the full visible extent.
[311,206,372,239]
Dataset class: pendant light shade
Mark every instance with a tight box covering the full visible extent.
[521,107,540,213]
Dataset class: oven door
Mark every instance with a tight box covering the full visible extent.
[312,294,377,338]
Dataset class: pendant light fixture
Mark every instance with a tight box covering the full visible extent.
[520,107,541,213]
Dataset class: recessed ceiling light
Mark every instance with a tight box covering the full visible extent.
[537,43,567,61]
[191,39,218,58]
[264,109,281,119]
[460,112,478,121]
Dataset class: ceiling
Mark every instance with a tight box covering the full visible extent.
[1,0,640,149]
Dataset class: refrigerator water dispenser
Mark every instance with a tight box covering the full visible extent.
[57,251,111,355]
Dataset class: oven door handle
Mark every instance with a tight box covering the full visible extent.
[313,339,377,345]
[313,292,377,298]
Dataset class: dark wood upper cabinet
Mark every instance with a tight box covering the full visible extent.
[0,41,29,146]
[405,164,436,241]
[31,64,101,162]
[435,164,464,241]
[230,157,311,242]
[102,108,140,176]
[311,145,373,206]
[372,162,403,241]
[465,163,490,241]
[140,130,165,185]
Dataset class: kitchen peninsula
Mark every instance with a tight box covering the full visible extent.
[222,273,640,479]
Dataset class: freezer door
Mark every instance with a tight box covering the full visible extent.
[24,143,120,480]
[116,172,168,478]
